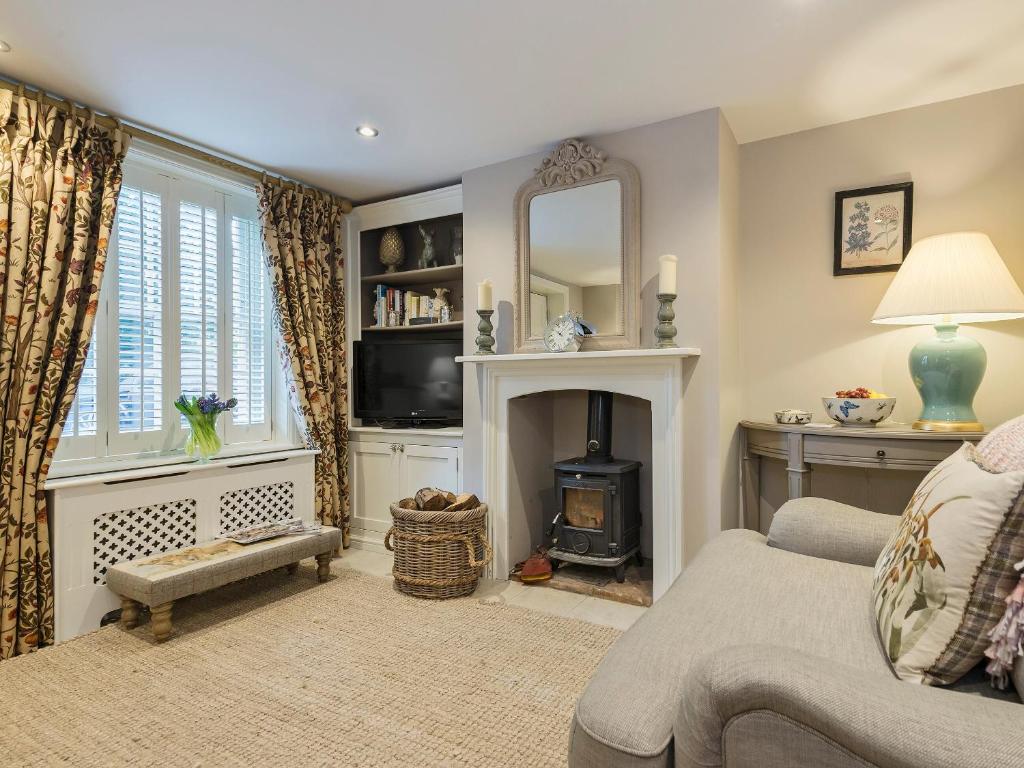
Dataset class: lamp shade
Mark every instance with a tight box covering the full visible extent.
[872,232,1024,325]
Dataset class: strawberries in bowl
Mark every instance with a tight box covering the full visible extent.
[823,388,896,427]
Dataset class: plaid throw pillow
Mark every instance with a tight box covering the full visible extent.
[873,443,1024,685]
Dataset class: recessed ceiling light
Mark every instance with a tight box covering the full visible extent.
[0,41,11,53]
[355,125,379,138]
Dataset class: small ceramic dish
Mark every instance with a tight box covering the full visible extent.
[822,397,896,427]
[774,409,812,425]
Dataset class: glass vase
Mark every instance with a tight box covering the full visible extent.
[184,413,222,463]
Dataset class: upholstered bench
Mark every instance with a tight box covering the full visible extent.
[106,526,341,642]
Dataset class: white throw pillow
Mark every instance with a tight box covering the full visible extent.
[873,443,1024,684]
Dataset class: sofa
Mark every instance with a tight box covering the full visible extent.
[568,498,1024,768]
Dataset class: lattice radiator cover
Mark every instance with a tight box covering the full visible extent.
[219,481,296,533]
[49,453,316,644]
[93,500,198,584]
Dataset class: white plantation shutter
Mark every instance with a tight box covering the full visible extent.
[55,150,283,464]
[115,181,165,444]
[178,198,219,413]
[227,196,272,442]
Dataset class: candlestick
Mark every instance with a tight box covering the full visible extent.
[658,254,678,295]
[476,310,495,355]
[655,293,677,349]
[477,279,493,311]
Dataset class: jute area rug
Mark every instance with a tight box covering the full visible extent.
[0,562,620,767]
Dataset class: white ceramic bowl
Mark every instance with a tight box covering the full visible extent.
[822,397,896,427]
[774,409,812,425]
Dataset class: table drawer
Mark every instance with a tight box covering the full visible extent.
[804,434,965,465]
[745,428,788,456]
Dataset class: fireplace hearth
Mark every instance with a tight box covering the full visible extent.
[548,391,642,582]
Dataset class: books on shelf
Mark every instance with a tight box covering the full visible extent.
[372,284,454,328]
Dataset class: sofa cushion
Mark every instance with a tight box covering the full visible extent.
[570,529,884,768]
[977,414,1024,472]
[873,443,1024,685]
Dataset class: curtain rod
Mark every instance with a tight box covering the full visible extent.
[1,77,353,214]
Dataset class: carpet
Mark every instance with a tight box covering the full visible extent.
[0,563,620,767]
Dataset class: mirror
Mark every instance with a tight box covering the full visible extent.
[514,139,639,352]
[528,180,623,339]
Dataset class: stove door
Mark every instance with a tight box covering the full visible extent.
[556,475,612,556]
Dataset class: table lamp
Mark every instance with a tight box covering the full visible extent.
[872,232,1024,431]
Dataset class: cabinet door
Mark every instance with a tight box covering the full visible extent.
[350,442,399,534]
[401,444,460,498]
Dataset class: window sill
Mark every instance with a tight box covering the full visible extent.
[46,443,315,490]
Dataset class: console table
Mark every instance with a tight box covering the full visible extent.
[739,420,985,530]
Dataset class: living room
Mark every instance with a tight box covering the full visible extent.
[2,2,1024,766]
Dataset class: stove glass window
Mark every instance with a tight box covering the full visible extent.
[564,487,605,530]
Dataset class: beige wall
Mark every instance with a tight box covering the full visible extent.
[580,284,621,335]
[462,108,741,566]
[739,84,1024,429]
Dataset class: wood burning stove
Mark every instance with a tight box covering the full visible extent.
[548,391,642,582]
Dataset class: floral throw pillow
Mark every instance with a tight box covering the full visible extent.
[873,443,1024,685]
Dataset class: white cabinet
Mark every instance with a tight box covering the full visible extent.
[348,428,463,550]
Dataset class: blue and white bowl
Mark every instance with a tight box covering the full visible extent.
[822,397,896,427]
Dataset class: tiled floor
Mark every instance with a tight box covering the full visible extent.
[340,548,647,631]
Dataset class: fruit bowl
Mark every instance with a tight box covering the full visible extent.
[823,390,896,427]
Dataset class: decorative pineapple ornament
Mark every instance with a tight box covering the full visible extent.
[378,226,405,273]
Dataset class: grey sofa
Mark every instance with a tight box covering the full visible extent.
[569,498,1024,768]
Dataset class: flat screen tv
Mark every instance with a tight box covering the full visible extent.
[353,338,463,424]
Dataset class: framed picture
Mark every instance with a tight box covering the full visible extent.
[833,182,913,276]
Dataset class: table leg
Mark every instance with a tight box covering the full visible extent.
[740,429,761,531]
[786,432,811,499]
[316,552,332,583]
[151,602,174,642]
[120,597,141,630]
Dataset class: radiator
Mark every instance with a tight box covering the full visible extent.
[47,450,316,643]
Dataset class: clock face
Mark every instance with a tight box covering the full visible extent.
[543,315,580,353]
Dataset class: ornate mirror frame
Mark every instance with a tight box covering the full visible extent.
[514,139,641,353]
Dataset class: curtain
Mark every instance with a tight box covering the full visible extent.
[0,88,128,658]
[257,185,349,544]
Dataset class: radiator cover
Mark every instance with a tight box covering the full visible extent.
[48,451,316,643]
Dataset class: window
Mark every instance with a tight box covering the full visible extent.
[59,149,280,462]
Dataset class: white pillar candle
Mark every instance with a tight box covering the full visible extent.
[477,279,493,311]
[658,254,678,296]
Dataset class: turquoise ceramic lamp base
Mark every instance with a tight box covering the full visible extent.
[909,323,986,432]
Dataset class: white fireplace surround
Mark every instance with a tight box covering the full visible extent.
[457,348,700,600]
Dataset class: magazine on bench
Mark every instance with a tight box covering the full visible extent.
[220,518,323,545]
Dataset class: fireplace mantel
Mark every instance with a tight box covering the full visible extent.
[456,347,700,364]
[458,346,700,600]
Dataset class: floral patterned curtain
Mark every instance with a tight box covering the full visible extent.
[0,88,128,658]
[257,184,349,543]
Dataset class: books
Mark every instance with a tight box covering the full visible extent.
[220,518,323,545]
[372,284,452,327]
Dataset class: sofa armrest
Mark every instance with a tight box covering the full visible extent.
[767,497,898,566]
[674,646,1024,768]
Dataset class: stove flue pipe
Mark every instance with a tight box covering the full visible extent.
[585,390,614,464]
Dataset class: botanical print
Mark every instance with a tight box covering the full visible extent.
[258,185,350,544]
[873,464,962,662]
[842,192,905,265]
[0,88,128,658]
[834,183,912,276]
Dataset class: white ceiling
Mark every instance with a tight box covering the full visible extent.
[2,1,1022,202]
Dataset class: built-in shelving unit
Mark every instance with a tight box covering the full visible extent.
[359,263,462,287]
[362,320,464,333]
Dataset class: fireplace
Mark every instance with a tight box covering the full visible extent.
[548,391,642,582]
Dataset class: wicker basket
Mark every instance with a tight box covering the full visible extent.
[385,503,492,599]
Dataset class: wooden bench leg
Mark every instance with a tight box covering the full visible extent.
[286,562,299,575]
[151,601,174,642]
[120,598,141,630]
[316,552,332,583]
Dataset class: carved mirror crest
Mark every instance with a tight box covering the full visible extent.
[514,139,640,353]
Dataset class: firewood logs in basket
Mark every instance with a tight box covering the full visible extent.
[404,488,480,513]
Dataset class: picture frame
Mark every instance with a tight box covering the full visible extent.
[833,182,913,276]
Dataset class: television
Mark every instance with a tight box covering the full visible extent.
[353,338,463,425]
